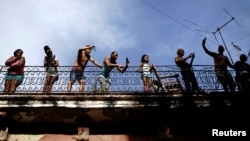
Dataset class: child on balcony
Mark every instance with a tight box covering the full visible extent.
[136,54,155,93]
[43,45,59,93]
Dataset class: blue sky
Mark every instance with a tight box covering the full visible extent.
[0,0,250,67]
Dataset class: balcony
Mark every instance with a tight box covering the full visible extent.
[0,65,233,93]
[0,65,243,109]
[0,65,249,138]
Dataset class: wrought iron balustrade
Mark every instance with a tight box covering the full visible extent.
[0,65,236,93]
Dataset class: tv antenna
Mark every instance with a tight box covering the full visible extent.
[211,8,241,65]
[183,19,219,45]
[231,42,241,56]
[183,19,212,34]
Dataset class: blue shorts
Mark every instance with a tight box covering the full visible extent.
[69,70,86,82]
[141,72,152,78]
[5,74,24,84]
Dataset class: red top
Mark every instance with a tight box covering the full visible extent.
[8,60,25,75]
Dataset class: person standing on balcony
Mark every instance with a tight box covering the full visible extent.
[202,37,236,93]
[234,54,250,94]
[3,49,25,93]
[67,45,102,93]
[97,51,129,92]
[175,48,199,94]
[136,54,155,93]
[43,45,59,93]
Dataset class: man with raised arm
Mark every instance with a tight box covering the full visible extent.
[202,37,235,93]
[67,45,102,93]
[175,48,199,94]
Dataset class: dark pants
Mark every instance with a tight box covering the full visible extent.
[216,70,236,93]
[236,75,250,94]
[181,70,199,93]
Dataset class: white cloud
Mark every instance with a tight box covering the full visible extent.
[0,0,139,66]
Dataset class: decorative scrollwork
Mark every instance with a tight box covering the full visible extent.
[0,65,236,93]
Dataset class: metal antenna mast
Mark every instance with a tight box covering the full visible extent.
[211,8,241,65]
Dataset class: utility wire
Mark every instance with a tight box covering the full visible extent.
[140,0,204,37]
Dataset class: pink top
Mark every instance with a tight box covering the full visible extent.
[8,60,25,75]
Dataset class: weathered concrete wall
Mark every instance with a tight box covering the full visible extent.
[1,93,250,136]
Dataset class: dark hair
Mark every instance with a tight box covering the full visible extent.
[177,48,184,55]
[14,49,23,56]
[77,50,83,67]
[240,54,247,62]
[44,45,50,54]
[110,51,118,64]
[218,45,224,51]
[111,51,118,55]
[141,54,149,63]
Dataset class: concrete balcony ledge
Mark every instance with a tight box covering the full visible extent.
[0,92,184,109]
[0,92,249,109]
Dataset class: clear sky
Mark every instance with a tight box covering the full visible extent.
[0,0,249,67]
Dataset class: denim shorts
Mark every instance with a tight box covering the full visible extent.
[69,69,86,82]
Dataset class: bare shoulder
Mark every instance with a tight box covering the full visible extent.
[138,63,143,67]
[104,56,110,61]
[174,56,181,61]
[21,57,26,61]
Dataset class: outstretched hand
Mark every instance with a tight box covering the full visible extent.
[126,57,130,66]
[202,37,207,45]
[151,64,156,71]
[191,53,195,58]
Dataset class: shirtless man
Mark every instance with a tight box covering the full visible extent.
[67,45,101,92]
[202,37,235,93]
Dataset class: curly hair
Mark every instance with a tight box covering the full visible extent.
[14,49,23,56]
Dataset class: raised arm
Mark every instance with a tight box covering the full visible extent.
[202,37,216,57]
[149,64,156,72]
[104,56,120,68]
[5,56,18,66]
[44,56,59,67]
[117,57,130,73]
[10,57,25,67]
[79,45,95,51]
[117,65,128,73]
[175,54,192,64]
[189,53,195,66]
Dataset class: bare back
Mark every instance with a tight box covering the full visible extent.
[72,52,90,71]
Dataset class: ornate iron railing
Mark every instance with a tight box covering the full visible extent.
[0,65,236,93]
